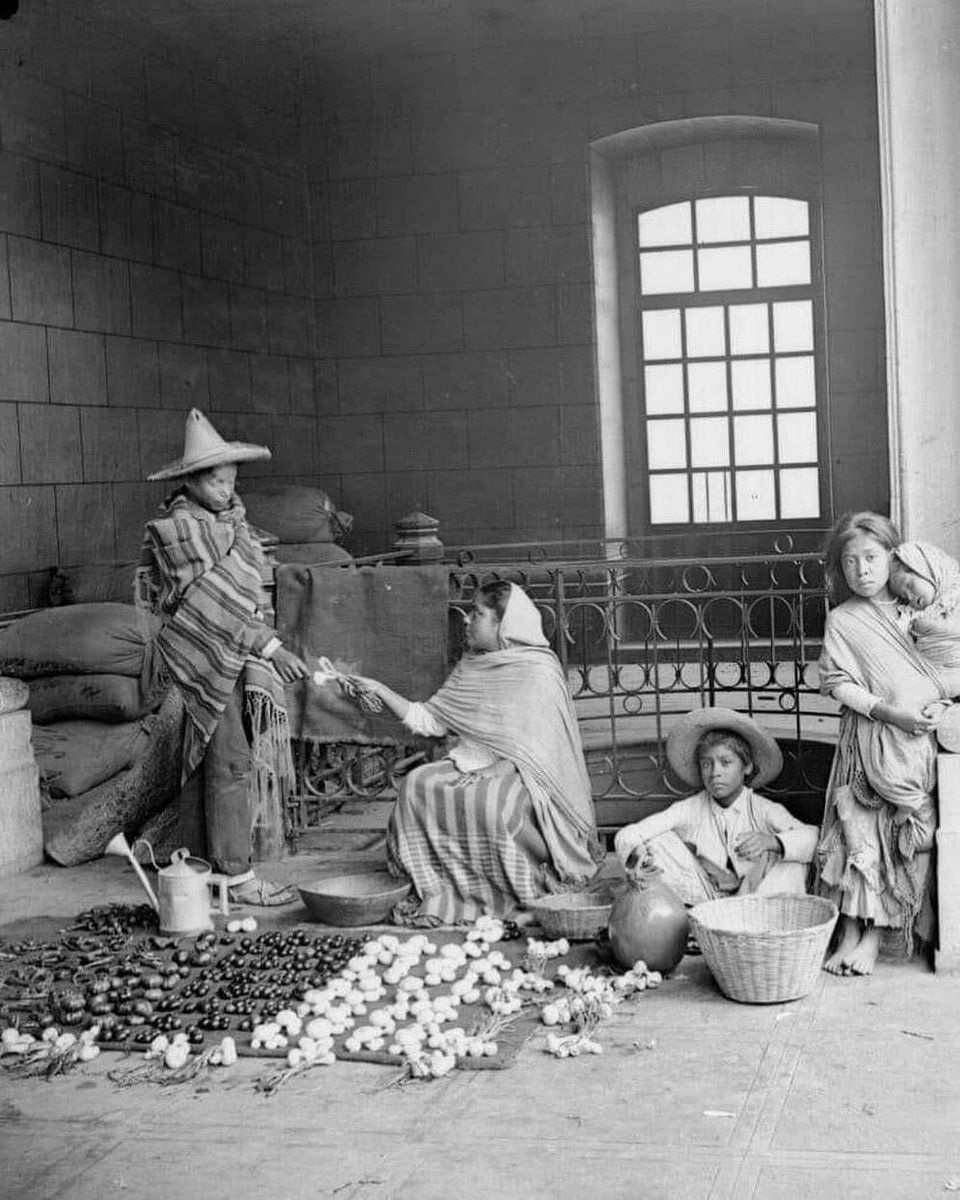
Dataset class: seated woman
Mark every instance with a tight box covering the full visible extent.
[353,581,603,925]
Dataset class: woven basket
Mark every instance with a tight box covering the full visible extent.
[689,893,838,1004]
[528,891,613,941]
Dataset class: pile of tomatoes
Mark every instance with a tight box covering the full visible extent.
[0,924,369,1052]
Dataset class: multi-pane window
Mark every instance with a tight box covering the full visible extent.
[637,195,821,526]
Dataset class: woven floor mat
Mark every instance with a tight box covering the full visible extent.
[1,913,607,1073]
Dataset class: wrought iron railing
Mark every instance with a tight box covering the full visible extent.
[288,543,837,841]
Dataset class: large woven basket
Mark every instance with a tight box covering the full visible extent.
[689,893,838,1004]
[528,890,614,941]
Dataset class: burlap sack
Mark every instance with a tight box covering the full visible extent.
[0,604,159,680]
[32,717,152,798]
[242,485,352,544]
[49,561,138,606]
[27,674,165,725]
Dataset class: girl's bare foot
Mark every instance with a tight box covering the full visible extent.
[823,914,861,974]
[845,925,882,975]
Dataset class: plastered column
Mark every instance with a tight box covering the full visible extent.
[875,0,960,552]
[935,754,960,974]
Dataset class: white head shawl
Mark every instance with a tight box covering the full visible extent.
[894,541,960,620]
[496,582,549,649]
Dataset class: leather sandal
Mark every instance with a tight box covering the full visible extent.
[228,877,299,907]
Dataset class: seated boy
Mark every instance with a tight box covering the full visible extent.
[614,707,818,904]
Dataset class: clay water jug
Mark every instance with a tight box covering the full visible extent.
[608,851,689,975]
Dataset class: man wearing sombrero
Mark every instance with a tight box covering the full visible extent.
[614,707,819,903]
[141,410,311,905]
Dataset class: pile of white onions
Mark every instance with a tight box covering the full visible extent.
[539,959,661,1059]
[145,1033,238,1071]
[1,1024,101,1065]
[249,918,668,1076]
[249,916,538,1075]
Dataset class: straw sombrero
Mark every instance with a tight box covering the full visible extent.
[147,409,271,481]
[666,706,783,789]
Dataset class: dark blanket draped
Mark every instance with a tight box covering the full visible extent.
[277,564,450,744]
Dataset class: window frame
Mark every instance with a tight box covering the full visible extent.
[626,186,830,534]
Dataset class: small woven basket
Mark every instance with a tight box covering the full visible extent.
[689,893,838,1004]
[528,891,613,941]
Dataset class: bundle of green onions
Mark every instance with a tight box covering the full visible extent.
[1,1026,101,1077]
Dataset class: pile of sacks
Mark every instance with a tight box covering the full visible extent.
[0,603,184,867]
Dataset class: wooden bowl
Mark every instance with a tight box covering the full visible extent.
[297,871,411,926]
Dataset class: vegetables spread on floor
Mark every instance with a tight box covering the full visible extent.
[1,906,667,1091]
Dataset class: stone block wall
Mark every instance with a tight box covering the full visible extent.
[0,3,323,610]
[0,0,888,582]
[301,0,886,555]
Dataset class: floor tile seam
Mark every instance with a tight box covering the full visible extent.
[725,1041,802,1156]
[240,1135,763,1162]
[708,1154,753,1200]
[787,1027,960,1043]
[0,1112,446,1135]
[11,1134,129,1200]
[11,1144,960,1180]
[316,1153,417,1200]
[52,1120,757,1155]
[713,1039,790,1155]
[751,1148,960,1169]
[718,1147,960,1191]
[0,1113,129,1130]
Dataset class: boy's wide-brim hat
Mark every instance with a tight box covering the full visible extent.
[147,409,271,481]
[666,706,783,789]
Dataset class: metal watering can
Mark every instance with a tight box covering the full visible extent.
[131,840,214,937]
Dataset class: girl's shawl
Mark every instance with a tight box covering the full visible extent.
[819,596,943,812]
[817,597,941,949]
[424,645,603,883]
[143,492,291,787]
[895,541,960,666]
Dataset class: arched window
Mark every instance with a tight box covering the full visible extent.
[637,194,822,525]
[589,117,829,545]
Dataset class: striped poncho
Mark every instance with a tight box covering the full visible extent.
[142,492,293,796]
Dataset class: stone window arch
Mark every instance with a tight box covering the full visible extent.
[589,116,827,541]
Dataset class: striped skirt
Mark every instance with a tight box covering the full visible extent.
[386,760,547,926]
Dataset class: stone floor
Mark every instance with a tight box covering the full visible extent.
[2,831,960,1200]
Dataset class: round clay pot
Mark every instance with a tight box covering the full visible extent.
[607,874,689,975]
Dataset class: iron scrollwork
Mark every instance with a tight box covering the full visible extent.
[287,544,834,838]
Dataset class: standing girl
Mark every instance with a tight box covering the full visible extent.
[817,512,951,974]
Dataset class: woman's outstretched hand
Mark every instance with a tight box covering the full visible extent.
[346,676,410,720]
[271,646,312,682]
[348,674,383,695]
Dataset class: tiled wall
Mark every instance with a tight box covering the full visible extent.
[0,0,886,591]
[0,4,322,609]
[302,1,885,555]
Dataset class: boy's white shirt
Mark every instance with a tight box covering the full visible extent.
[614,787,818,877]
